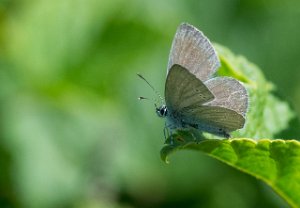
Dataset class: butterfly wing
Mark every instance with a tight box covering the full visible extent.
[181,105,245,134]
[165,65,246,135]
[165,64,214,111]
[204,77,248,116]
[167,23,220,82]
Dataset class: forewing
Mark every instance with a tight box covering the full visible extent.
[204,77,248,116]
[167,23,220,82]
[165,64,214,111]
[181,105,245,132]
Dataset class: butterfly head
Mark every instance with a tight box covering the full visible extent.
[156,105,168,117]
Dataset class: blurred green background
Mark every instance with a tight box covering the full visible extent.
[0,0,300,207]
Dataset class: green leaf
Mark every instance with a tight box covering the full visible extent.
[161,135,300,208]
[160,46,299,207]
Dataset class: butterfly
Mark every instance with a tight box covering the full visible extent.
[140,23,248,142]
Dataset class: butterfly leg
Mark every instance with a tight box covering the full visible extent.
[163,124,169,143]
[190,131,197,143]
[217,128,231,138]
[164,123,177,145]
[163,123,174,145]
[189,128,204,143]
[224,132,231,139]
[169,129,174,145]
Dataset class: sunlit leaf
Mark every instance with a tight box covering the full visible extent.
[161,134,300,208]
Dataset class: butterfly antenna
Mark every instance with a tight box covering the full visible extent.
[137,73,164,104]
[138,96,159,108]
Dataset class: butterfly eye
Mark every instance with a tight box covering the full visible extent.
[160,107,167,117]
[156,108,163,117]
[156,106,167,117]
